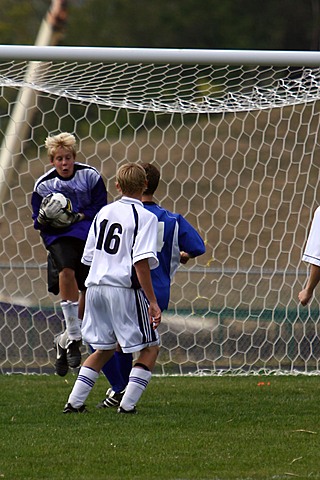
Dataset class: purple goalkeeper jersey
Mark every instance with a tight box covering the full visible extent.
[31,162,107,247]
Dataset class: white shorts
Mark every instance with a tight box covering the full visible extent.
[81,285,160,353]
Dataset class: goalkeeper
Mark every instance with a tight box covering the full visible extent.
[31,132,107,374]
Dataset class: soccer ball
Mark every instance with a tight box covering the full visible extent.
[46,192,72,212]
[41,192,73,228]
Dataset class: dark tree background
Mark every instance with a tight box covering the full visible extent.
[0,0,319,51]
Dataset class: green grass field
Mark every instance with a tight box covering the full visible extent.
[1,374,320,480]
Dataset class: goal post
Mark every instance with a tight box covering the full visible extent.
[0,45,320,375]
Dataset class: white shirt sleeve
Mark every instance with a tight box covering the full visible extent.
[81,216,97,266]
[132,213,159,270]
[302,206,320,267]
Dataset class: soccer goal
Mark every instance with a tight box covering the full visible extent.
[1,45,320,375]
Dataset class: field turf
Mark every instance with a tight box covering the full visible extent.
[1,374,320,480]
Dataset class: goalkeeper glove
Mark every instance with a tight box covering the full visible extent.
[64,211,83,225]
[42,198,63,218]
[37,209,83,228]
[37,196,63,226]
[49,211,84,228]
[37,208,50,226]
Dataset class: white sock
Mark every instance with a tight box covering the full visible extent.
[61,300,81,341]
[120,366,152,411]
[67,366,99,408]
[58,329,68,348]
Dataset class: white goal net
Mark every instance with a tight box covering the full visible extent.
[1,46,320,375]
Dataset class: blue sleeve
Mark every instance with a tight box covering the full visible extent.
[176,215,206,257]
[31,191,44,231]
[81,177,107,220]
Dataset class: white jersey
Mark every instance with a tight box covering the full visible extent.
[302,206,320,267]
[82,196,159,288]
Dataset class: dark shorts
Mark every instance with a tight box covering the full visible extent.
[46,237,90,294]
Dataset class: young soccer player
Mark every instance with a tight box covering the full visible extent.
[31,132,107,375]
[299,205,320,306]
[96,162,206,408]
[63,163,161,414]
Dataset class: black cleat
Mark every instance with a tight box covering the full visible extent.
[66,339,82,368]
[63,403,88,414]
[117,406,137,414]
[53,334,68,377]
[96,388,126,409]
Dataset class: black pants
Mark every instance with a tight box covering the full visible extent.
[46,237,89,295]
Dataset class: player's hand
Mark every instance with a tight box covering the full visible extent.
[180,251,191,264]
[149,302,161,329]
[64,211,83,225]
[298,288,312,306]
[43,198,62,218]
[37,195,64,225]
[37,208,50,226]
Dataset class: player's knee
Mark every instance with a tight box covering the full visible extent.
[137,345,159,370]
[59,267,76,282]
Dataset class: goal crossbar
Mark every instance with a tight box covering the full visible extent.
[1,45,320,66]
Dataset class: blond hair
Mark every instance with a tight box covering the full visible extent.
[44,132,77,159]
[116,163,147,195]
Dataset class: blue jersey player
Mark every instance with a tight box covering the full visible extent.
[97,162,205,408]
[31,132,107,375]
